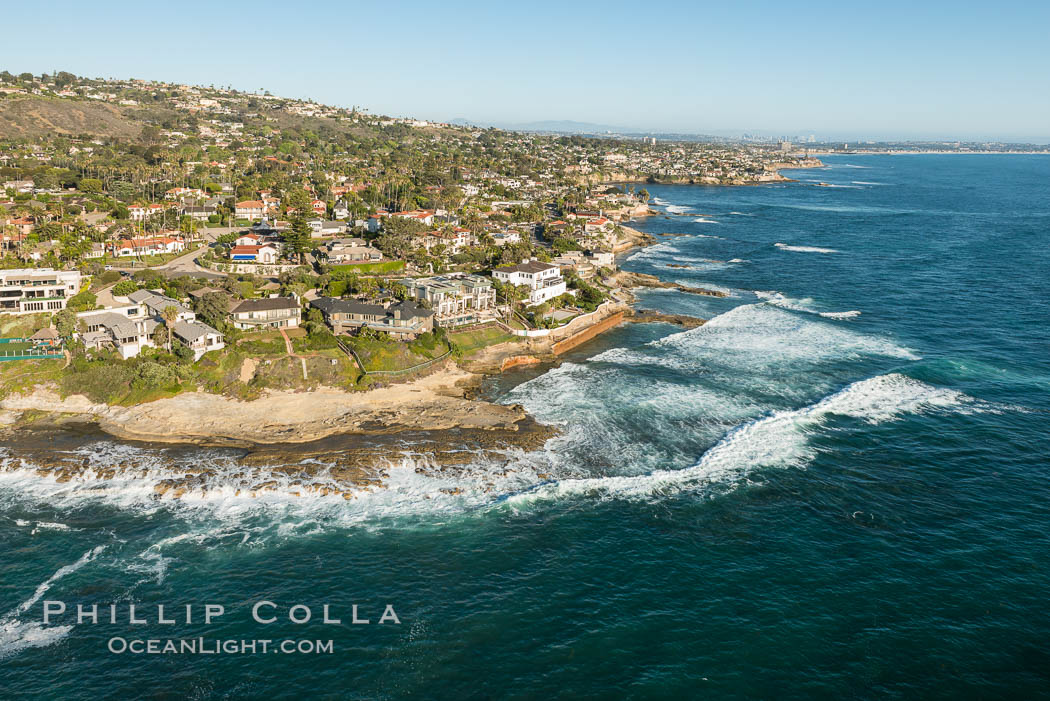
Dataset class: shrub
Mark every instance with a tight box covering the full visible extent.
[112,280,137,296]
[66,291,97,312]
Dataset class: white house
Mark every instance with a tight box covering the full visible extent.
[173,320,225,360]
[491,260,566,306]
[235,200,265,219]
[0,268,82,314]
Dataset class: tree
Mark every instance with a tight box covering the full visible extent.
[193,291,230,330]
[113,279,137,296]
[151,324,168,349]
[53,309,76,339]
[161,305,178,349]
[66,291,97,312]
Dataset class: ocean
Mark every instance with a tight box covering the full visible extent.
[2,154,1049,699]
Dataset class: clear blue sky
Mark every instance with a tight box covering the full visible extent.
[2,0,1048,142]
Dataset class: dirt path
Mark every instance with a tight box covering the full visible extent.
[279,328,308,380]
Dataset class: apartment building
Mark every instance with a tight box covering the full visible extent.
[0,268,82,315]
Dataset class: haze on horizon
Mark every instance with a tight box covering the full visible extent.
[1,0,1048,143]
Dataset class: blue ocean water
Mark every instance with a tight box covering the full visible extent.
[2,155,1049,699]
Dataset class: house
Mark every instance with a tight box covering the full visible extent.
[230,244,279,264]
[228,296,301,330]
[401,274,497,327]
[126,290,195,321]
[111,236,185,257]
[391,209,435,226]
[491,260,567,306]
[84,242,107,259]
[366,215,384,233]
[181,205,217,222]
[0,268,82,314]
[332,199,350,219]
[492,231,521,246]
[326,237,382,264]
[584,216,611,233]
[308,220,347,238]
[311,199,327,216]
[235,200,266,219]
[173,320,225,360]
[3,180,34,194]
[309,297,434,341]
[165,187,205,201]
[76,305,158,359]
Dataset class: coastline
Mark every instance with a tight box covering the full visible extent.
[0,366,543,448]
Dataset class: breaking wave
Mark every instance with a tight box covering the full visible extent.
[503,373,983,503]
[775,242,839,254]
[755,291,861,320]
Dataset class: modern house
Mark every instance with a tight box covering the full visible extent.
[228,296,301,330]
[0,268,82,314]
[308,220,348,238]
[309,297,434,340]
[401,274,497,327]
[491,260,567,306]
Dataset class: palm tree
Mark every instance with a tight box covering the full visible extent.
[161,305,178,349]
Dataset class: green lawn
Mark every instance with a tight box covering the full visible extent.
[0,341,36,355]
[330,260,405,275]
[449,326,514,355]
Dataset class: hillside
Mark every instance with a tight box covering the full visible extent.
[0,95,143,139]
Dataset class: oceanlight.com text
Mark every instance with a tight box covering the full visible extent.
[107,637,334,655]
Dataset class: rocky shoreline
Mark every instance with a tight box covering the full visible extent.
[612,270,730,298]
[0,366,548,448]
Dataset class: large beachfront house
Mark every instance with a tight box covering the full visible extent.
[77,290,224,360]
[309,297,434,341]
[0,268,82,314]
[228,296,301,330]
[77,305,158,359]
[491,260,567,306]
[401,273,497,327]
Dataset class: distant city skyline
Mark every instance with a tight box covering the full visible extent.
[1,0,1048,143]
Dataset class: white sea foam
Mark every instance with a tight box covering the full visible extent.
[0,545,106,658]
[775,242,839,254]
[727,211,754,216]
[640,303,920,372]
[693,218,720,224]
[852,181,883,185]
[755,291,861,320]
[502,374,981,503]
[666,204,692,214]
[728,258,750,264]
